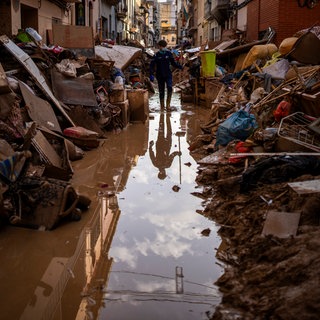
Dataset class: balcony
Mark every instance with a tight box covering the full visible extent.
[204,0,211,19]
[187,17,197,34]
[49,0,77,9]
[105,0,121,6]
[211,0,230,9]
[211,0,230,24]
[117,11,127,20]
[117,3,127,21]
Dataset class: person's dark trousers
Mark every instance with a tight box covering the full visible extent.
[158,76,173,109]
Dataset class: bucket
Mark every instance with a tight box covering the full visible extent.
[200,50,216,77]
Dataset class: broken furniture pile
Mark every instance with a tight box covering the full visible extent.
[192,26,320,164]
[188,26,320,318]
[0,32,147,230]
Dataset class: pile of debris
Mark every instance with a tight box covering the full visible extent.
[187,27,320,318]
[0,30,145,230]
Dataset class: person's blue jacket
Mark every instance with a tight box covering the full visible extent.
[150,49,182,79]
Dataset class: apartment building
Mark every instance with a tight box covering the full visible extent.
[159,0,177,47]
[0,0,160,47]
[179,0,320,48]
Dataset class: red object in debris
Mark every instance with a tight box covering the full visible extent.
[228,141,252,164]
[63,127,99,139]
[102,39,115,45]
[273,100,291,122]
[235,141,251,153]
[228,155,247,164]
[130,76,141,84]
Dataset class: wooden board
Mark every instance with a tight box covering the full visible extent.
[288,179,320,194]
[262,211,300,238]
[52,25,94,57]
[52,24,94,49]
[19,80,62,133]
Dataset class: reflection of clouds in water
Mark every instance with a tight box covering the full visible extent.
[135,278,173,293]
[135,234,192,259]
[131,211,204,259]
[111,246,137,268]
[144,190,166,202]
[130,168,149,184]
[142,211,202,240]
[110,209,201,266]
[203,279,221,294]
[170,163,198,184]
[118,232,127,243]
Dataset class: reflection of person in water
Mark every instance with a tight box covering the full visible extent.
[149,113,181,179]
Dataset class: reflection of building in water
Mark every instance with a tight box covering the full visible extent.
[76,192,120,319]
[178,107,206,147]
[73,122,149,196]
[19,192,120,320]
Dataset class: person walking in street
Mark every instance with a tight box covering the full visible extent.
[149,40,183,111]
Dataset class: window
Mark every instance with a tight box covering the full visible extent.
[76,1,85,26]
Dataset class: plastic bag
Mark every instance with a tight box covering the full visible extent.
[25,27,42,42]
[262,58,290,80]
[215,110,258,147]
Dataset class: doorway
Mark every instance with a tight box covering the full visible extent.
[21,4,38,31]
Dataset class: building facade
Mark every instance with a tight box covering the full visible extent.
[1,0,319,49]
[159,0,177,47]
[0,0,160,47]
[244,0,320,46]
[180,0,320,48]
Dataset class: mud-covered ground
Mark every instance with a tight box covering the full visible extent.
[189,137,320,320]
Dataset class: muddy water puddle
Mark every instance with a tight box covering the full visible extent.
[0,92,223,320]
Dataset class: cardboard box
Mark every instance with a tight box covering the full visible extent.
[109,89,127,103]
[127,89,149,123]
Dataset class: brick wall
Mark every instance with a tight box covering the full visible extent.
[277,1,320,43]
[246,0,320,46]
[246,0,260,43]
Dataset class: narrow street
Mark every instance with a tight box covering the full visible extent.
[1,1,320,319]
[0,91,223,320]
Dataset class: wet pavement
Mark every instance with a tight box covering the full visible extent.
[0,91,223,320]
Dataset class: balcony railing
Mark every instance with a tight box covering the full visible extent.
[105,0,121,6]
[210,0,230,24]
[117,11,127,20]
[211,0,230,10]
[205,1,211,19]
[117,2,127,20]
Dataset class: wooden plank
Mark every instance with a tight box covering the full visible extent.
[262,211,300,238]
[19,80,62,133]
[32,131,62,168]
[288,179,320,194]
[52,25,94,49]
[51,69,97,107]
